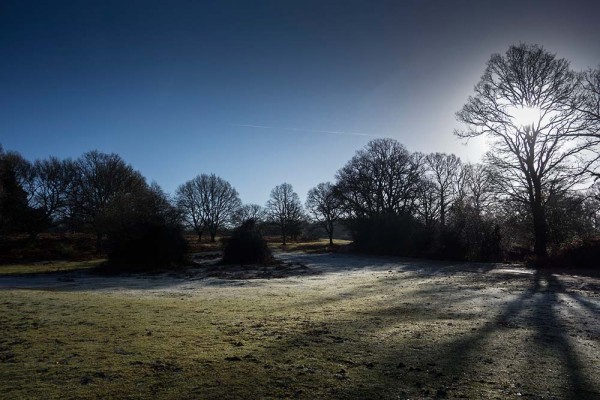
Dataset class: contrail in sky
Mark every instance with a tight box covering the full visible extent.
[230,123,378,137]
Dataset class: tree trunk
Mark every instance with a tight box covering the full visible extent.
[210,232,216,242]
[280,221,287,245]
[440,194,446,229]
[531,201,548,261]
[530,172,548,262]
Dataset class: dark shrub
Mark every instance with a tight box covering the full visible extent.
[547,238,600,270]
[222,219,272,264]
[349,213,429,256]
[105,221,188,272]
[435,229,467,261]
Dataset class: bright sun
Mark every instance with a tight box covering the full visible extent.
[507,105,543,128]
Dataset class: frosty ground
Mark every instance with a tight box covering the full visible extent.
[1,252,599,399]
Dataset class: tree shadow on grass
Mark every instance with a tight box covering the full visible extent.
[433,270,597,398]
[236,268,599,399]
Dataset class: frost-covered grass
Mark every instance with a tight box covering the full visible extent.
[1,253,599,399]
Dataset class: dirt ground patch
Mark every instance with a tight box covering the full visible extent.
[1,252,599,399]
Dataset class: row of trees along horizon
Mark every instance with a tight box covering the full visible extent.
[1,43,599,269]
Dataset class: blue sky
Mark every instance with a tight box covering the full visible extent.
[1,0,599,204]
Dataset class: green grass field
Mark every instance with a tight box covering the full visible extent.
[1,252,599,399]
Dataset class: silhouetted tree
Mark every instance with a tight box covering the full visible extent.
[463,163,495,215]
[0,147,48,237]
[306,182,343,245]
[415,179,440,229]
[201,174,241,241]
[574,67,600,177]
[175,179,206,241]
[579,67,600,130]
[233,203,266,227]
[70,151,147,253]
[334,139,431,255]
[545,189,596,250]
[266,183,304,245]
[30,157,76,224]
[446,199,503,261]
[425,153,462,228]
[176,174,241,242]
[335,138,424,218]
[104,182,187,271]
[456,43,593,260]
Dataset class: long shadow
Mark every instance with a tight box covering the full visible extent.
[276,251,512,276]
[419,270,596,399]
[529,272,595,399]
[236,267,598,399]
[567,291,600,316]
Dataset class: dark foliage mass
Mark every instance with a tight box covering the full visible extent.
[333,138,505,262]
[0,147,49,237]
[551,239,600,270]
[0,234,96,263]
[105,221,188,272]
[349,213,429,256]
[103,184,188,272]
[222,219,272,265]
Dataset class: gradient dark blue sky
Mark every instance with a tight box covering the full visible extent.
[2,0,599,204]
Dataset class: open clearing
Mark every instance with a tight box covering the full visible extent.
[1,253,599,399]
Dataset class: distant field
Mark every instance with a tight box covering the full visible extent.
[267,238,351,252]
[1,253,599,399]
[185,236,351,254]
[0,260,105,276]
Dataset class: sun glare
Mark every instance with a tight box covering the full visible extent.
[508,105,543,128]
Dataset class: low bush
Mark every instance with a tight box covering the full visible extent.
[222,219,272,265]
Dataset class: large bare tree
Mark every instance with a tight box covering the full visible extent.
[463,163,495,215]
[335,138,424,218]
[579,67,600,128]
[415,178,439,229]
[573,67,600,177]
[176,174,241,242]
[266,183,304,245]
[70,151,147,252]
[198,174,242,242]
[456,43,593,259]
[175,180,205,241]
[305,182,342,245]
[30,157,76,223]
[425,153,462,228]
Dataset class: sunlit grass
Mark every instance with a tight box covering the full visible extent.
[1,261,598,399]
[268,238,351,252]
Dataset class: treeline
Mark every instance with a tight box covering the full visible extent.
[2,135,599,266]
[0,147,186,269]
[1,43,599,268]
